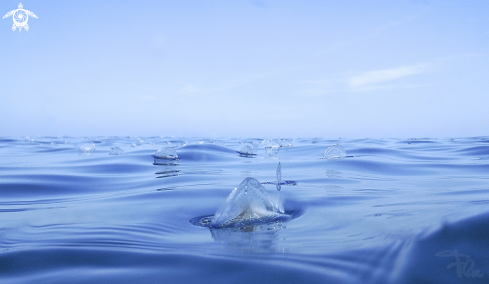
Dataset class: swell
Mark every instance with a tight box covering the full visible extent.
[0,249,354,284]
[392,211,489,284]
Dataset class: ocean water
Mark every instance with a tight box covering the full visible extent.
[1,136,489,284]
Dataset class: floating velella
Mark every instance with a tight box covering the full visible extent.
[322,145,346,160]
[263,139,280,149]
[250,139,261,148]
[211,177,285,228]
[109,146,124,155]
[267,147,280,157]
[154,147,178,159]
[280,139,293,147]
[237,144,255,156]
[154,147,178,165]
[25,137,34,143]
[79,143,95,154]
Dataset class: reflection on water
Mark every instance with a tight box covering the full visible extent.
[153,158,178,166]
[210,222,285,253]
[267,147,280,157]
[155,169,180,178]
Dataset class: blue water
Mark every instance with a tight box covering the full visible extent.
[1,137,489,284]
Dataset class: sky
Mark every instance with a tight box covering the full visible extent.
[1,0,488,138]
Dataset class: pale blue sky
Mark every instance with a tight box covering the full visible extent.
[1,0,488,138]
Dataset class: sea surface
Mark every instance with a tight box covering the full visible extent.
[1,136,489,284]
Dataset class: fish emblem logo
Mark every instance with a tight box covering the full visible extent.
[3,3,38,32]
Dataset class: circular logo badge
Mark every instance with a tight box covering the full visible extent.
[13,9,28,26]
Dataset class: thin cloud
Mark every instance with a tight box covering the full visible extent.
[176,70,287,95]
[180,84,202,94]
[299,63,432,95]
[349,65,428,87]
[315,14,422,57]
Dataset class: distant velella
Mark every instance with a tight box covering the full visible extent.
[79,143,95,154]
[109,146,124,155]
[322,145,346,159]
[154,147,178,165]
[154,147,178,160]
[261,139,280,149]
[237,144,255,156]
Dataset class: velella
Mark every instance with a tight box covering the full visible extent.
[322,145,346,159]
[109,146,124,155]
[154,147,178,165]
[79,143,95,154]
[154,147,178,159]
[237,144,255,156]
[194,177,289,229]
[261,139,280,149]
[211,177,285,228]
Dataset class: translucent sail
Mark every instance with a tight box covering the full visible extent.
[261,162,298,190]
[211,177,284,228]
[238,144,255,156]
[322,145,346,159]
[276,162,282,191]
[109,146,124,155]
[276,162,282,183]
[79,143,95,154]
[154,147,178,160]
[154,147,178,165]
